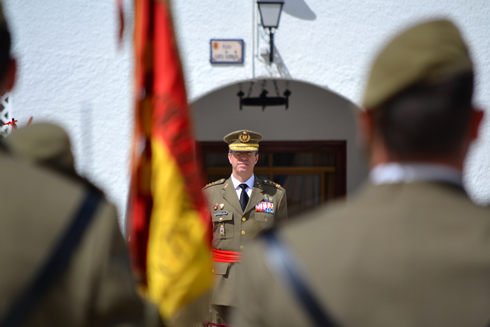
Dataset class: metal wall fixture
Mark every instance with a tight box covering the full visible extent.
[257,0,284,63]
[237,80,291,111]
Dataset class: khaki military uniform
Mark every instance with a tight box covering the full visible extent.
[0,148,161,326]
[234,182,490,327]
[203,175,287,309]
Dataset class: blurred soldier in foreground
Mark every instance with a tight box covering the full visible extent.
[202,130,287,325]
[233,20,489,327]
[0,5,161,327]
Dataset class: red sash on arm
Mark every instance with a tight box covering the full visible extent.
[212,249,242,263]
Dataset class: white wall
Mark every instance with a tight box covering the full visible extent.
[3,0,489,230]
[4,0,134,227]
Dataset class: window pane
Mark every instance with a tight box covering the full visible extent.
[255,152,269,167]
[205,152,229,167]
[207,173,230,183]
[273,153,336,167]
[273,174,322,217]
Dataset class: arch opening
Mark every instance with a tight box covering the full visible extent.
[192,78,369,216]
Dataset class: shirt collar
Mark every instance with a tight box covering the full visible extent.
[369,162,462,186]
[231,174,255,190]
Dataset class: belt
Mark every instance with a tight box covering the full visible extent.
[212,249,242,263]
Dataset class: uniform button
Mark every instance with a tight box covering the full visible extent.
[212,269,215,273]
[265,218,268,222]
[219,217,223,221]
[242,217,246,222]
[240,245,244,250]
[241,230,246,235]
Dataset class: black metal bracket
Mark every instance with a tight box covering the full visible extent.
[237,88,291,111]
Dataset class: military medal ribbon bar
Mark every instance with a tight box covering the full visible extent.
[255,201,275,213]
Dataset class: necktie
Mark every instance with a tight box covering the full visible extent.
[239,184,249,211]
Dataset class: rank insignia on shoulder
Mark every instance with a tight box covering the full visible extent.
[256,201,275,213]
[205,178,226,188]
[263,179,281,188]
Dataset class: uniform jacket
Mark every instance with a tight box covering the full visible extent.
[234,182,490,327]
[203,175,288,307]
[0,152,160,327]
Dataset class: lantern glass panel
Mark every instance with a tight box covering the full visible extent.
[258,3,283,28]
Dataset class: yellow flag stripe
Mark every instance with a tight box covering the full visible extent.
[147,138,213,319]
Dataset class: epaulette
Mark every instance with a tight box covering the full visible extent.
[262,179,282,189]
[203,178,226,189]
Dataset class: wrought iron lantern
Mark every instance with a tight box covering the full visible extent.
[257,0,284,63]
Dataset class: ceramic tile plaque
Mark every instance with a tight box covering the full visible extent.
[210,39,244,64]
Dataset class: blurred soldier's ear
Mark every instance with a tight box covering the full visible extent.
[1,57,16,93]
[357,108,391,166]
[357,109,374,148]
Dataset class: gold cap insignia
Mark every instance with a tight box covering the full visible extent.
[223,130,263,152]
[239,132,251,143]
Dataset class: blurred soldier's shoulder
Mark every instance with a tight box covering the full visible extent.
[0,151,159,326]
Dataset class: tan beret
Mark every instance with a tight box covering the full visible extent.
[223,130,262,152]
[5,123,75,172]
[363,20,473,109]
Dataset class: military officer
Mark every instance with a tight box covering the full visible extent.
[202,130,288,325]
[233,20,490,327]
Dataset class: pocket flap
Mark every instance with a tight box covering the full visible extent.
[213,262,230,275]
[254,212,272,222]
[212,211,233,222]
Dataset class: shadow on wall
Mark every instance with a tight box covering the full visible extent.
[191,78,369,196]
[283,0,317,20]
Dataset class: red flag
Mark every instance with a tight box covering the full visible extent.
[127,0,213,323]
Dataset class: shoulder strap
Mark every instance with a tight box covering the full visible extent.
[263,229,339,327]
[0,186,103,327]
